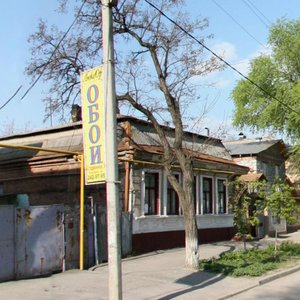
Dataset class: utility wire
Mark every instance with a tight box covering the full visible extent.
[245,0,272,25]
[242,0,269,28]
[20,0,87,101]
[212,0,268,50]
[144,0,300,117]
[0,85,23,111]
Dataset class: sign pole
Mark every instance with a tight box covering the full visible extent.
[101,1,122,299]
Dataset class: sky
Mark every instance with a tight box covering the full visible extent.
[1,0,300,139]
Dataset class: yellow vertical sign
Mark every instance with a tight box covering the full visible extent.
[81,66,106,184]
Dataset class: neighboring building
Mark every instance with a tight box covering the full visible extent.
[224,137,288,236]
[286,159,300,231]
[0,116,248,258]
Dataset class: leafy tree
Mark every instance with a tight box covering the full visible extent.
[231,18,300,140]
[265,180,298,253]
[229,178,266,250]
[26,0,223,269]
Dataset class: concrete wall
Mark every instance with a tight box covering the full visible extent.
[133,214,233,234]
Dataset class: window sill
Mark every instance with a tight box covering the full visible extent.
[135,214,232,219]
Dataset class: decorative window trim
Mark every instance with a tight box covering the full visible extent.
[215,177,228,214]
[194,175,200,215]
[200,175,214,215]
[141,169,162,216]
[163,171,182,216]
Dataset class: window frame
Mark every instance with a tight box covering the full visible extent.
[141,169,162,216]
[166,172,181,215]
[194,175,200,215]
[216,177,228,214]
[201,175,214,215]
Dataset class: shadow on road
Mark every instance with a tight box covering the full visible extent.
[158,271,226,300]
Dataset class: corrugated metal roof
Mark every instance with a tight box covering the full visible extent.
[224,139,280,156]
[131,123,232,160]
[0,127,83,162]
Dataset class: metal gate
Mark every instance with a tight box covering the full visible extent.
[0,206,15,281]
[15,205,64,279]
[0,205,64,281]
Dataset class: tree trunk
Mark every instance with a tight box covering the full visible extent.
[274,227,278,256]
[180,170,199,270]
[242,236,247,251]
[184,215,199,270]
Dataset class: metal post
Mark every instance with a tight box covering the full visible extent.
[101,1,122,299]
[79,155,85,270]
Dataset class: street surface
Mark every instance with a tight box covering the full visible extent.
[0,231,300,300]
[230,270,300,299]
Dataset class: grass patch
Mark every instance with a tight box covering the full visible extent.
[199,241,300,277]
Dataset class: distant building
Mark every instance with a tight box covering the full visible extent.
[224,137,288,237]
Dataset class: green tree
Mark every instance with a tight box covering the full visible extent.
[265,180,298,253]
[231,18,300,140]
[26,0,223,269]
[229,178,266,250]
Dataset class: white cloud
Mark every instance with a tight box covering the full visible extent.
[191,41,238,87]
[231,44,272,77]
[211,41,238,61]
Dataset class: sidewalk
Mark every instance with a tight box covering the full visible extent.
[1,231,300,300]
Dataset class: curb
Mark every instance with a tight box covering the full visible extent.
[258,265,300,285]
[219,265,300,299]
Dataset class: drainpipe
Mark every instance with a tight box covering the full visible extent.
[89,196,99,265]
[124,162,130,212]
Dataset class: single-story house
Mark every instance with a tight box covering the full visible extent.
[0,115,248,258]
[224,136,288,236]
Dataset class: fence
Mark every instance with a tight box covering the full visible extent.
[0,204,132,281]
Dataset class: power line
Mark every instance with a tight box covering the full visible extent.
[244,0,272,26]
[242,0,269,28]
[0,0,87,113]
[20,0,87,101]
[144,0,300,117]
[212,0,268,50]
[0,86,23,111]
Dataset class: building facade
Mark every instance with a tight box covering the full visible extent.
[0,116,248,256]
[224,137,288,236]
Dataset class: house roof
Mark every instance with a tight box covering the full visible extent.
[223,138,285,156]
[129,121,232,160]
[0,116,246,175]
[240,173,266,182]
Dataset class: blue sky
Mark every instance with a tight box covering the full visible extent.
[0,0,300,139]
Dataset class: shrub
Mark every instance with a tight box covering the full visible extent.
[199,242,300,277]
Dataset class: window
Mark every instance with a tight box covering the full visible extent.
[275,165,280,178]
[144,172,159,215]
[193,175,197,214]
[167,175,180,215]
[262,162,268,176]
[202,177,213,214]
[217,179,227,214]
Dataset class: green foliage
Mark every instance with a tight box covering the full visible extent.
[288,145,300,175]
[228,179,266,247]
[278,241,300,256]
[199,242,300,277]
[265,180,298,224]
[231,18,300,140]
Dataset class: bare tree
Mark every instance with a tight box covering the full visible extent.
[26,0,223,269]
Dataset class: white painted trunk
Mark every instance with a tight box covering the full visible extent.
[185,234,199,270]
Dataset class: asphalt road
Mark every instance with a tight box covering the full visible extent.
[230,270,300,299]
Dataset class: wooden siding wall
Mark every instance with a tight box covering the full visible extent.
[0,158,107,206]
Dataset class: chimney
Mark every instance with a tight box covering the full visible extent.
[238,132,246,139]
[205,127,210,136]
[71,104,82,122]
